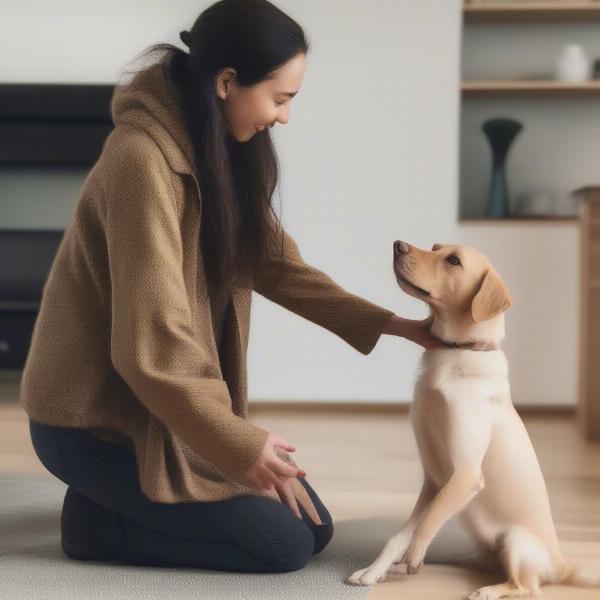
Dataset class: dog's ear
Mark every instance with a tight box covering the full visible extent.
[431,243,442,251]
[471,268,512,323]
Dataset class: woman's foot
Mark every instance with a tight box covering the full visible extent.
[60,486,121,561]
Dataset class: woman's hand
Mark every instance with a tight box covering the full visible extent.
[411,314,447,349]
[383,313,447,349]
[239,433,306,493]
[273,478,302,519]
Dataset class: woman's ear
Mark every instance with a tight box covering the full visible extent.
[471,268,513,323]
[215,67,237,100]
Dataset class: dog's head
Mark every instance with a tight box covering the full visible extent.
[393,240,512,323]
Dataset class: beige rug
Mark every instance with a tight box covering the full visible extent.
[0,472,479,600]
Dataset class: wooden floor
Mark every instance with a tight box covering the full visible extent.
[3,378,600,599]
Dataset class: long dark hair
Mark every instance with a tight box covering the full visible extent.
[120,0,310,299]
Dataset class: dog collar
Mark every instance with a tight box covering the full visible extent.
[442,340,498,351]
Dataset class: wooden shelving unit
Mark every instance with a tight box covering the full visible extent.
[460,1,599,220]
[464,1,600,23]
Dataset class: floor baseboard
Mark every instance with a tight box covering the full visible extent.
[249,400,575,417]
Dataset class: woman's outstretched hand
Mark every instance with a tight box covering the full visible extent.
[383,313,447,349]
[239,433,306,498]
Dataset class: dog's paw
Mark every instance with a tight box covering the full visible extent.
[346,565,389,586]
[387,561,407,575]
[400,539,426,575]
[466,586,505,600]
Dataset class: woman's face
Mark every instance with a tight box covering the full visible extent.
[215,52,306,142]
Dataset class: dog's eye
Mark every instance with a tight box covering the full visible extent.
[446,254,461,266]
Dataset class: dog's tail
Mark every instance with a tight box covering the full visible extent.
[558,562,600,587]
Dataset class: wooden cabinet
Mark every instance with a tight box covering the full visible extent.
[575,187,600,440]
[458,221,579,408]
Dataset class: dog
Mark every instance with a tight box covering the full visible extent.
[346,240,599,599]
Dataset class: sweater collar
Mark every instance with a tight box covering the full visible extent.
[110,61,195,176]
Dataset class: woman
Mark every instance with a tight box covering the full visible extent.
[21,0,444,574]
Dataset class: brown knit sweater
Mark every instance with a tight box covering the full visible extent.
[18,60,396,505]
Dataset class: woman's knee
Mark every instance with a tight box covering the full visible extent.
[258,518,315,572]
[251,497,334,568]
[268,519,334,570]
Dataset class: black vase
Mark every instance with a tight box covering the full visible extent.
[481,118,523,218]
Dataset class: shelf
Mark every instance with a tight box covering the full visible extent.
[463,2,600,23]
[459,217,579,223]
[462,80,600,97]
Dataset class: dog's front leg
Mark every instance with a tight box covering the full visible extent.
[401,469,484,574]
[346,476,438,586]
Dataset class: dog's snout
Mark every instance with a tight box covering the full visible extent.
[394,240,410,256]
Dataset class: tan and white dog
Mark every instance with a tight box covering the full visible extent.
[346,240,599,599]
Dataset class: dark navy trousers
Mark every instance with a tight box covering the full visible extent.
[29,418,333,572]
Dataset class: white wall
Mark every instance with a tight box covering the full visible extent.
[249,0,464,402]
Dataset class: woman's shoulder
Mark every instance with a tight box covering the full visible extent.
[89,124,178,196]
[76,124,184,224]
[99,124,171,171]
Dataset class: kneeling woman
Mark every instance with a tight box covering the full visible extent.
[21,0,440,573]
